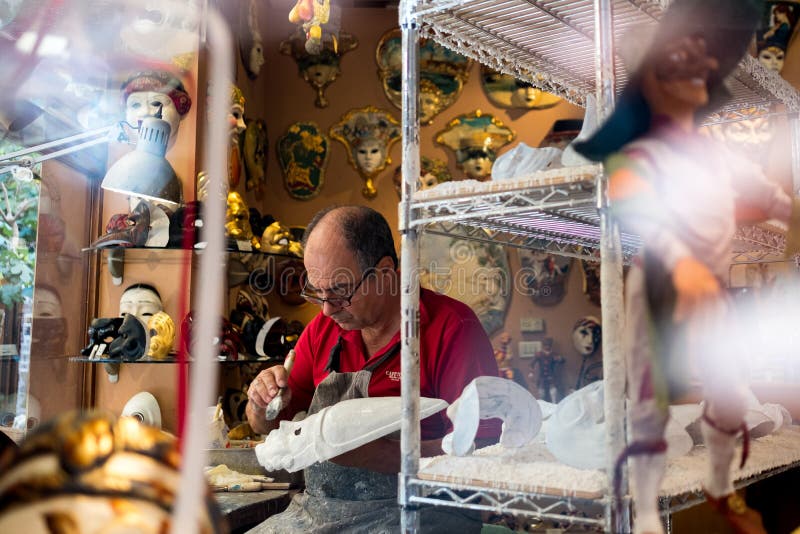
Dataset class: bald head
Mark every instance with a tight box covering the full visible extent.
[303,206,398,272]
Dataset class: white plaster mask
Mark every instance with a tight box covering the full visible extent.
[248,34,265,77]
[34,287,62,318]
[125,91,181,144]
[119,286,163,322]
[355,138,385,174]
[572,319,600,356]
[443,376,542,456]
[255,397,447,473]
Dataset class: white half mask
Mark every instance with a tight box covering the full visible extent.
[119,286,163,323]
[255,397,447,473]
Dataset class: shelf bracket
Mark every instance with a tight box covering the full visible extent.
[107,248,124,285]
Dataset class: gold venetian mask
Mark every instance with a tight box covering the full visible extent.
[146,311,176,360]
[225,192,252,239]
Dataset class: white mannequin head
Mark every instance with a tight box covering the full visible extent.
[121,71,191,147]
[120,284,163,322]
[125,91,181,139]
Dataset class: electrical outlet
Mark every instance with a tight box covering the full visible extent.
[519,341,542,358]
[520,317,545,333]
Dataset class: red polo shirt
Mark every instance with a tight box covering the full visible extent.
[285,288,502,441]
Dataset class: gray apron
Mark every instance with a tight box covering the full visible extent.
[247,337,482,534]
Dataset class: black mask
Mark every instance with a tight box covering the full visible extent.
[109,314,148,361]
[81,317,125,358]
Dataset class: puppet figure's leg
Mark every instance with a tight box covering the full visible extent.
[692,300,748,498]
[626,266,668,534]
[630,401,668,534]
[693,300,766,534]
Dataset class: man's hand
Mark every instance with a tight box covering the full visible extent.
[246,366,292,435]
[672,256,720,322]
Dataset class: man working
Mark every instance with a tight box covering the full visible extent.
[246,205,500,532]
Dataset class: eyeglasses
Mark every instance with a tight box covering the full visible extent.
[300,266,375,308]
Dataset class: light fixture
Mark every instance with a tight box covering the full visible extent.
[101,115,183,208]
[0,123,119,170]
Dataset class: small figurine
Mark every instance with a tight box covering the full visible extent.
[527,337,564,403]
[574,1,795,532]
[493,331,526,389]
[288,0,331,55]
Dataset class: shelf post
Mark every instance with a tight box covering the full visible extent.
[594,0,629,532]
[399,1,421,532]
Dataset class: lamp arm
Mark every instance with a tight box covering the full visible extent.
[0,123,123,167]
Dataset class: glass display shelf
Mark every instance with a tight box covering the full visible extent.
[69,355,286,364]
[82,244,303,260]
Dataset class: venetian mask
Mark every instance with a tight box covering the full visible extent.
[376,29,472,125]
[225,192,254,240]
[239,0,265,79]
[758,45,785,72]
[244,119,268,193]
[226,84,247,138]
[435,110,515,181]
[277,121,330,200]
[261,221,292,255]
[109,313,149,361]
[80,317,124,359]
[480,66,562,110]
[572,317,601,357]
[392,156,452,197]
[329,106,401,198]
[280,29,358,108]
[0,411,224,533]
[460,150,494,180]
[146,311,175,360]
[167,200,203,248]
[93,201,151,248]
[119,284,163,322]
[354,138,386,175]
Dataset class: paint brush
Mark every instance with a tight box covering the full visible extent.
[265,349,295,420]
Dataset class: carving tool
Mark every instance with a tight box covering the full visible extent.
[265,349,296,420]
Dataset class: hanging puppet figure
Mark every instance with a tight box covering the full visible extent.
[574,1,799,533]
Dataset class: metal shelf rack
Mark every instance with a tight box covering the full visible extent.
[397,1,800,532]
